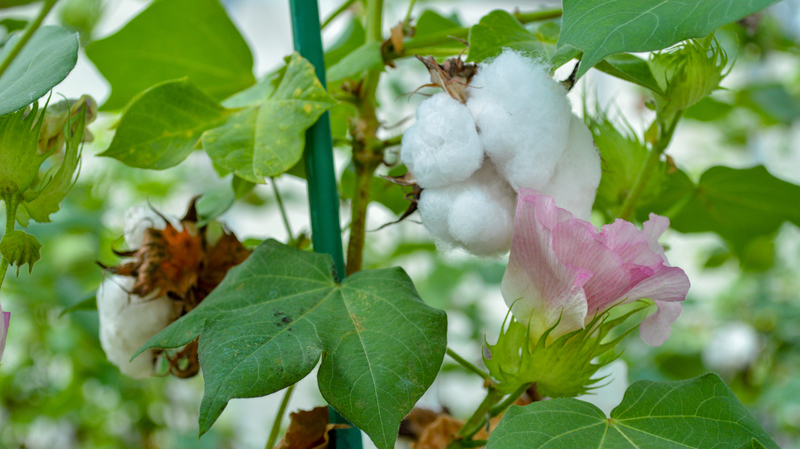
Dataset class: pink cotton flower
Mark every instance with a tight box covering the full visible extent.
[502,189,690,346]
[0,300,9,363]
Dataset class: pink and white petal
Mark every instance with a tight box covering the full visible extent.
[503,190,591,339]
[642,214,671,261]
[0,310,9,363]
[623,264,690,304]
[640,300,683,346]
[599,219,663,269]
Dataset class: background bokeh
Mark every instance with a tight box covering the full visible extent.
[1,0,800,448]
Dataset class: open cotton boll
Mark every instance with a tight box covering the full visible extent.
[417,185,461,248]
[97,276,177,378]
[124,204,168,249]
[400,93,484,189]
[447,162,517,256]
[540,115,602,221]
[466,50,572,191]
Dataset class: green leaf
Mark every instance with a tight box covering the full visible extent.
[467,10,546,62]
[59,294,97,317]
[487,374,778,449]
[684,96,734,122]
[406,10,464,50]
[137,239,447,449]
[559,0,780,79]
[0,25,79,116]
[327,41,383,82]
[85,0,255,110]
[19,105,85,224]
[324,18,366,69]
[204,53,336,180]
[0,230,42,275]
[669,165,800,250]
[594,53,665,95]
[99,79,231,170]
[738,84,800,125]
[195,186,235,227]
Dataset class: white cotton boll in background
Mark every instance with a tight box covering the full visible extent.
[541,115,602,221]
[400,93,484,189]
[97,276,177,378]
[466,50,572,192]
[447,162,516,256]
[124,204,168,249]
[702,322,762,373]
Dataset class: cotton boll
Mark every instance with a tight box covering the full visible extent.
[702,322,761,373]
[447,162,516,256]
[124,204,167,249]
[401,92,484,188]
[418,185,461,248]
[541,115,601,221]
[467,50,572,191]
[97,276,177,378]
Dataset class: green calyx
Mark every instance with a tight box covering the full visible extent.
[483,306,647,398]
[0,103,49,199]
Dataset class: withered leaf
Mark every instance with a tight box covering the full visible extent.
[275,406,349,449]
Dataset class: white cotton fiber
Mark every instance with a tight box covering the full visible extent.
[466,50,573,192]
[541,115,601,221]
[418,161,516,256]
[124,204,168,249]
[97,276,177,378]
[400,93,484,189]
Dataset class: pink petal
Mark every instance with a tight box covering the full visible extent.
[502,191,591,339]
[640,300,682,346]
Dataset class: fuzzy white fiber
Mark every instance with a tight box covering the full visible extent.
[124,204,168,249]
[466,50,573,192]
[418,162,516,256]
[97,276,177,378]
[401,93,484,188]
[540,115,602,221]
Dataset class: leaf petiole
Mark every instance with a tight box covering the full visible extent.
[265,384,295,449]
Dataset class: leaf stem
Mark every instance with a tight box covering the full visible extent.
[0,0,59,78]
[320,0,356,30]
[0,195,20,291]
[617,113,682,221]
[489,383,531,417]
[270,177,295,243]
[403,0,417,27]
[456,386,504,441]
[265,384,295,449]
[446,347,491,381]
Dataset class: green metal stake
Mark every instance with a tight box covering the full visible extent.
[288,1,362,448]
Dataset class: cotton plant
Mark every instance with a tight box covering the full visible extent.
[402,50,601,256]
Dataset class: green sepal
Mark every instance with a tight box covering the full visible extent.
[483,306,646,397]
[0,230,42,275]
[17,106,85,225]
[651,35,728,117]
[0,103,48,199]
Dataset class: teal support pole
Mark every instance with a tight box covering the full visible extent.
[288,1,362,448]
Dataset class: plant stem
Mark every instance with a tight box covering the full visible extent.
[0,195,20,291]
[489,383,531,417]
[457,386,504,441]
[345,0,383,276]
[403,0,417,27]
[270,178,295,243]
[0,0,59,78]
[320,0,356,29]
[446,347,491,381]
[265,384,295,449]
[617,113,682,221]
[512,8,562,23]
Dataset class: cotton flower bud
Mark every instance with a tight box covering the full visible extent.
[466,50,572,192]
[97,275,178,378]
[418,161,516,256]
[400,93,484,189]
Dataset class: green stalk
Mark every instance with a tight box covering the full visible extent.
[0,0,59,78]
[489,383,531,417]
[403,0,417,27]
[512,8,562,23]
[617,113,682,221]
[0,195,20,290]
[321,0,356,29]
[270,178,295,243]
[265,384,295,449]
[456,386,504,441]
[446,347,491,381]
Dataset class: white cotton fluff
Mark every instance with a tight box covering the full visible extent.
[97,276,177,378]
[418,161,517,256]
[400,92,484,189]
[540,115,602,221]
[466,50,573,192]
[124,204,168,249]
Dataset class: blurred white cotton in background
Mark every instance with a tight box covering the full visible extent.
[401,92,484,188]
[703,322,762,373]
[466,50,572,192]
[541,115,602,221]
[97,276,177,378]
